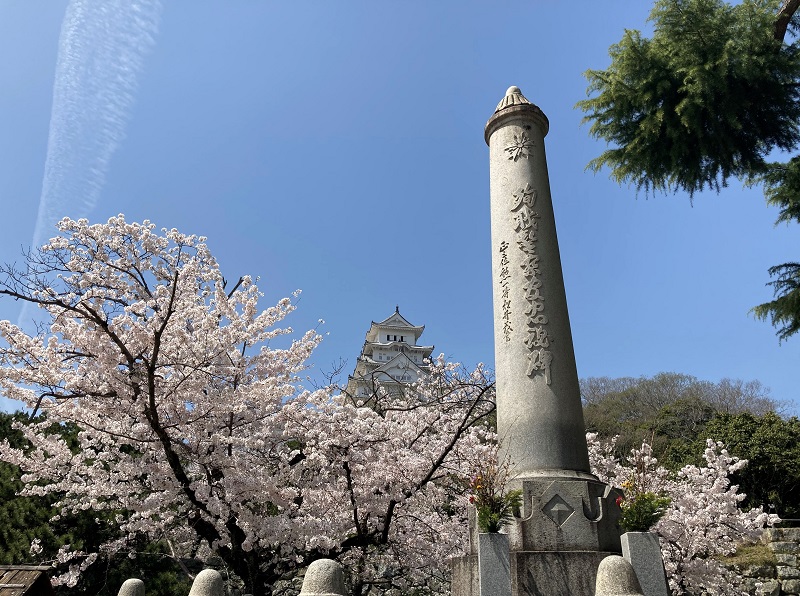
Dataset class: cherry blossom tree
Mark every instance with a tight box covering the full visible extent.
[0,216,495,596]
[588,433,776,595]
[282,360,495,594]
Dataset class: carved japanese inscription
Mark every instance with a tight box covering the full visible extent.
[504,132,534,162]
[510,183,552,385]
[499,240,512,341]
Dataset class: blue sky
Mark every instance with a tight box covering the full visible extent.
[0,1,798,414]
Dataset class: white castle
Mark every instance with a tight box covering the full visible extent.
[345,308,434,399]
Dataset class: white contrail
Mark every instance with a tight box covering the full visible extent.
[32,0,162,248]
[19,0,162,329]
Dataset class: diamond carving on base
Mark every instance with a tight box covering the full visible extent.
[542,494,574,527]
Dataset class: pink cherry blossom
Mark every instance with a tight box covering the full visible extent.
[588,433,777,595]
[0,216,495,595]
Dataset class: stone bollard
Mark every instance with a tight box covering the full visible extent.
[188,569,224,596]
[118,578,145,596]
[299,559,347,595]
[621,532,669,596]
[478,532,511,596]
[596,555,645,596]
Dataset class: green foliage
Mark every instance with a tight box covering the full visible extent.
[579,0,800,339]
[752,158,800,340]
[760,157,800,225]
[751,261,800,341]
[63,543,195,596]
[474,489,522,534]
[719,542,777,567]
[579,0,800,195]
[583,375,800,522]
[618,491,671,532]
[701,412,800,518]
[0,412,61,566]
[581,372,779,468]
[651,396,719,468]
[469,462,523,533]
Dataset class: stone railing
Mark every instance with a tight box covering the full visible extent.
[116,559,348,596]
[736,528,800,596]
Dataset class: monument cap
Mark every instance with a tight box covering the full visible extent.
[495,86,531,111]
[485,85,549,144]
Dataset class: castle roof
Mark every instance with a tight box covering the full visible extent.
[366,307,424,342]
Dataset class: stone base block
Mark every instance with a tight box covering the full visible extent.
[508,477,623,553]
[452,551,619,596]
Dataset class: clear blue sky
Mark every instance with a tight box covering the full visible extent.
[0,2,798,414]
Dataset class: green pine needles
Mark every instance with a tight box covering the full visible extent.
[579,0,800,195]
[752,262,800,341]
[579,0,800,340]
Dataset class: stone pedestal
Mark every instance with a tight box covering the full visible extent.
[454,551,619,596]
[299,559,347,596]
[456,477,622,595]
[117,579,145,596]
[188,570,224,596]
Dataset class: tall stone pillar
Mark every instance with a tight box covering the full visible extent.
[486,85,591,479]
[450,87,622,596]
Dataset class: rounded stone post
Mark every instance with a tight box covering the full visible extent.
[117,578,145,596]
[595,555,645,596]
[299,559,348,596]
[485,86,591,478]
[188,569,224,596]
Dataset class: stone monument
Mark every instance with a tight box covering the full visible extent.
[451,86,622,596]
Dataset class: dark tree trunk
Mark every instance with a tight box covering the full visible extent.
[775,0,800,42]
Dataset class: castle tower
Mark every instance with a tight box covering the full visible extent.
[345,308,434,399]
